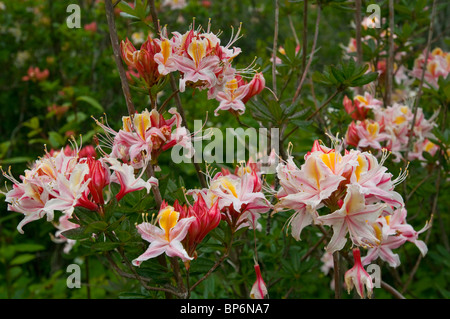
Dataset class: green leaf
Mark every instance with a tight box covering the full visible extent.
[23,116,40,130]
[13,244,45,252]
[115,230,132,242]
[117,1,138,17]
[76,96,104,113]
[0,157,33,165]
[61,226,91,240]
[349,72,378,87]
[330,65,345,83]
[119,292,148,299]
[10,254,35,266]
[91,242,121,252]
[86,221,109,233]
[48,131,65,148]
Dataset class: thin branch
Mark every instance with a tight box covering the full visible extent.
[104,251,182,297]
[145,164,163,206]
[355,0,363,95]
[302,0,308,72]
[403,0,437,191]
[300,234,327,263]
[272,0,280,96]
[402,161,440,294]
[385,0,395,106]
[189,233,234,292]
[406,173,431,203]
[158,89,180,113]
[170,257,187,297]
[283,88,340,142]
[333,251,342,299]
[309,76,327,129]
[104,0,136,116]
[380,281,406,299]
[292,4,321,104]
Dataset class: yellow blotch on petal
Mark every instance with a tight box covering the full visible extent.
[355,95,368,106]
[158,206,180,241]
[366,122,379,137]
[354,155,366,182]
[161,39,171,64]
[424,141,436,153]
[373,223,383,241]
[122,116,133,132]
[320,152,342,174]
[133,110,151,140]
[188,39,207,67]
[222,177,238,198]
[432,47,444,57]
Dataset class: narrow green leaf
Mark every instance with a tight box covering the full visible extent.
[91,242,121,252]
[76,96,104,113]
[60,226,91,240]
[10,254,35,266]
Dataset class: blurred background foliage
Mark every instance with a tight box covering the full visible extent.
[0,0,449,299]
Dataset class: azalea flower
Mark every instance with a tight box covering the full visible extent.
[361,215,405,268]
[411,47,450,89]
[345,120,389,151]
[132,205,195,266]
[22,66,49,82]
[343,93,382,121]
[188,163,271,231]
[384,207,430,257]
[209,170,271,229]
[94,108,193,168]
[318,184,385,253]
[120,36,163,87]
[43,162,91,217]
[214,72,266,116]
[214,77,250,116]
[107,158,158,202]
[350,150,405,208]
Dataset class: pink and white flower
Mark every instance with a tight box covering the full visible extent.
[345,248,374,299]
[132,205,195,266]
[250,263,268,299]
[318,184,385,253]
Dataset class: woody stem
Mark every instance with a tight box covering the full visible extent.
[333,251,342,299]
[104,0,136,117]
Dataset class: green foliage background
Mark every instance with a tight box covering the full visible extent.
[0,0,449,299]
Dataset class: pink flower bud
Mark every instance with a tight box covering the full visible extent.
[242,72,265,104]
[86,158,110,205]
[345,121,361,147]
[120,38,137,66]
[343,95,368,121]
[176,194,221,258]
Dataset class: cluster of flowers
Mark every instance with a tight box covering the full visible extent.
[274,139,429,298]
[1,139,158,251]
[22,66,49,82]
[343,92,439,162]
[342,17,410,87]
[94,107,193,169]
[411,47,450,89]
[120,22,265,116]
[342,11,450,95]
[133,158,272,267]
